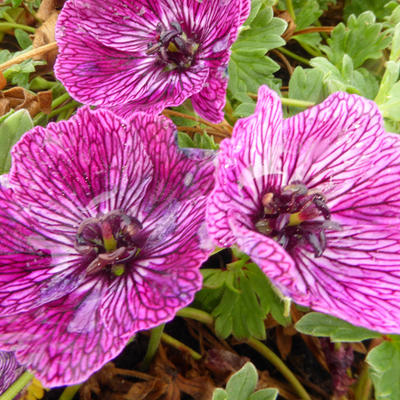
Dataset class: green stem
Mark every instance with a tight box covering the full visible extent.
[295,39,321,58]
[223,97,236,125]
[285,0,296,21]
[0,371,33,400]
[354,361,372,400]
[51,92,71,109]
[248,92,315,108]
[140,323,165,370]
[0,22,35,33]
[30,76,58,91]
[280,97,315,108]
[2,12,16,24]
[58,384,81,400]
[177,308,311,400]
[278,47,310,66]
[33,99,79,126]
[50,101,79,119]
[247,338,311,400]
[176,307,214,325]
[161,333,202,360]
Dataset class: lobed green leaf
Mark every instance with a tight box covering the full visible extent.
[295,312,381,342]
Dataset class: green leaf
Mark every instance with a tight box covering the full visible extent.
[288,66,326,106]
[225,362,258,400]
[310,56,379,99]
[202,269,228,290]
[292,0,323,30]
[177,131,218,150]
[320,11,391,69]
[248,388,279,400]
[1,47,46,88]
[0,109,33,174]
[292,32,322,57]
[344,0,396,21]
[233,102,256,118]
[14,28,32,49]
[212,362,279,400]
[295,312,381,342]
[228,4,286,105]
[11,0,23,7]
[212,388,228,400]
[367,339,400,400]
[196,261,289,340]
[378,80,400,121]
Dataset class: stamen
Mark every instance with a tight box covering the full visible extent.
[75,211,144,276]
[256,183,338,257]
[148,22,198,70]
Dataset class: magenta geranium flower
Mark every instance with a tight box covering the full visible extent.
[0,107,215,386]
[54,0,250,123]
[0,352,24,395]
[207,85,400,333]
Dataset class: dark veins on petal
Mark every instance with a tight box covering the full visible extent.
[255,182,340,257]
[146,22,199,71]
[75,210,146,277]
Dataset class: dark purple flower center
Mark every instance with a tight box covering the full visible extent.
[256,183,339,257]
[74,210,145,276]
[147,22,199,71]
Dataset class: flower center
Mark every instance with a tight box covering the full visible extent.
[74,210,145,276]
[147,22,199,71]
[255,183,339,257]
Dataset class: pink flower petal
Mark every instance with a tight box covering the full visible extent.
[0,281,127,386]
[292,225,400,333]
[10,107,153,226]
[330,133,400,225]
[228,211,297,296]
[207,86,283,247]
[101,198,207,337]
[283,92,385,198]
[0,188,81,316]
[191,67,229,123]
